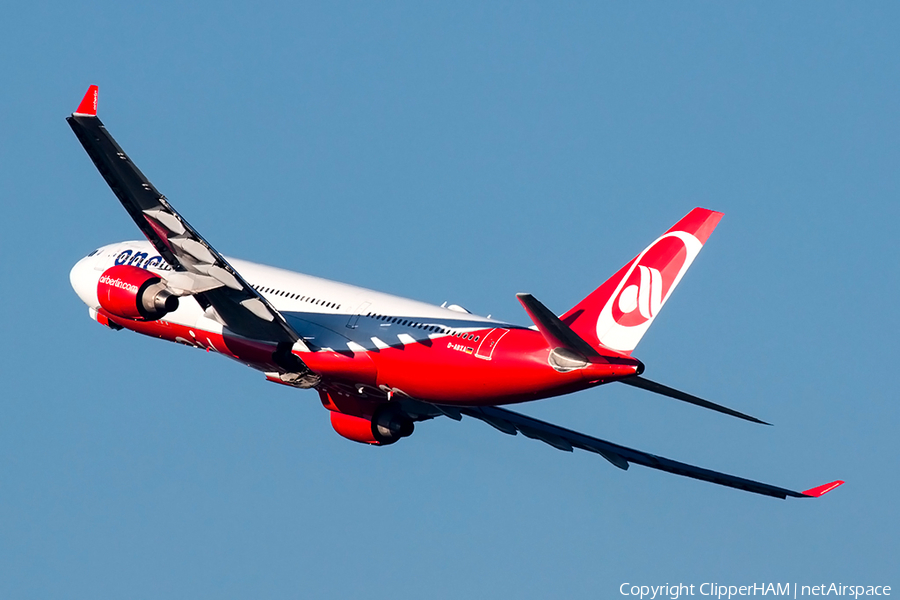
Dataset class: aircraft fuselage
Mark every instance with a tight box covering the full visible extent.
[71,241,640,408]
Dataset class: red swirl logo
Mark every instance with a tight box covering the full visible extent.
[596,231,702,352]
[610,236,688,328]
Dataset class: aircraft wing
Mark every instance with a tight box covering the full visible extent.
[454,405,842,499]
[67,86,303,348]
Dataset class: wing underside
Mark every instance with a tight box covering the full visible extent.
[398,400,841,500]
[67,89,302,348]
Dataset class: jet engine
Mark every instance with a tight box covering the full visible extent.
[97,265,179,321]
[330,405,415,446]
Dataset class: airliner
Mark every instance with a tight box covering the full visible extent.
[67,85,842,499]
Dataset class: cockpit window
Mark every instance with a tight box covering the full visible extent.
[87,249,101,257]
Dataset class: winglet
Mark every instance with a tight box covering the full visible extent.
[74,85,98,117]
[801,480,844,498]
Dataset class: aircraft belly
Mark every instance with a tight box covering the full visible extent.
[102,311,283,372]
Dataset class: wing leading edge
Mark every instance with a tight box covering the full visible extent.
[66,86,309,360]
[453,405,842,499]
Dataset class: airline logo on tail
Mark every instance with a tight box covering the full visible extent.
[617,265,662,321]
[596,231,703,352]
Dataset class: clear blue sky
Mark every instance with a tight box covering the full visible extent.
[1,2,897,598]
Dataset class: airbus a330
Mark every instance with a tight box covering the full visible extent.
[67,86,842,499]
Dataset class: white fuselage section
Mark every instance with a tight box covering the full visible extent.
[71,241,512,353]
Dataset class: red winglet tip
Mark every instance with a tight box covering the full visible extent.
[74,85,98,116]
[802,480,844,498]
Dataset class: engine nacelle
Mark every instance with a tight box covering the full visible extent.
[97,265,179,321]
[329,406,414,446]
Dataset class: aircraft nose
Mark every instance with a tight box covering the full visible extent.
[70,255,100,308]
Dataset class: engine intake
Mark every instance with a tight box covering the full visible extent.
[372,405,414,443]
[97,265,179,321]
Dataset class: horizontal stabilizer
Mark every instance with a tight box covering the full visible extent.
[620,375,770,425]
[516,293,600,358]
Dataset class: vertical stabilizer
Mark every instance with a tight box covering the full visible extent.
[560,208,723,354]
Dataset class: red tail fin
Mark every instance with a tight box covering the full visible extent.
[561,208,723,355]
